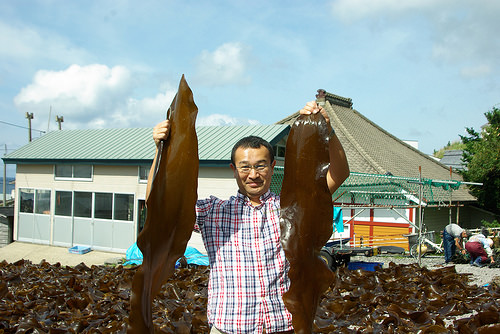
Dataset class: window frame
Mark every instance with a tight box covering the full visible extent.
[73,191,93,218]
[138,165,150,183]
[34,189,51,215]
[113,193,135,221]
[54,164,93,181]
[55,190,73,217]
[273,144,286,160]
[19,188,35,214]
[94,192,113,220]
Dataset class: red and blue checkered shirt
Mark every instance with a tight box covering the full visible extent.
[196,190,293,334]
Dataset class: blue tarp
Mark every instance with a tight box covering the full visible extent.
[124,243,209,267]
[124,242,144,265]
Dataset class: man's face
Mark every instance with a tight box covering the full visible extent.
[230,145,276,204]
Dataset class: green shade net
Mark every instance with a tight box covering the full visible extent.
[271,166,462,207]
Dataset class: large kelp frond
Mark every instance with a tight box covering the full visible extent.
[280,113,333,334]
[128,75,199,333]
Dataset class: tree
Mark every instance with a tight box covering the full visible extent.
[460,107,500,214]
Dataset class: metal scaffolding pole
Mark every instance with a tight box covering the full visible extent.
[418,166,423,266]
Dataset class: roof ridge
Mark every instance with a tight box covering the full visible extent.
[325,101,386,174]
[317,89,353,108]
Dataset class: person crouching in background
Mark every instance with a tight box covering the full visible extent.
[465,229,495,267]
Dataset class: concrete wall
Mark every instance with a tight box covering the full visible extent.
[198,166,236,199]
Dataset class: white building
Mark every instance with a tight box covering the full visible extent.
[3,125,289,253]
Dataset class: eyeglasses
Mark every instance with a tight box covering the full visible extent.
[236,164,269,174]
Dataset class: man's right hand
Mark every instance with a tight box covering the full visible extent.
[153,120,171,147]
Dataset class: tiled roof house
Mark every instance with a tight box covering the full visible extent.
[277,90,474,201]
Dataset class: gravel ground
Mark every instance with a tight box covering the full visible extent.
[352,254,500,287]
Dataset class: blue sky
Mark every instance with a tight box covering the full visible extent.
[1,0,499,177]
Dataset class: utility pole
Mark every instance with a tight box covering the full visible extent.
[25,112,34,141]
[2,145,6,207]
[56,115,64,130]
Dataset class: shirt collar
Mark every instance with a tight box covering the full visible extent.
[237,190,273,206]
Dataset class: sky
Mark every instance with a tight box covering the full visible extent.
[1,0,499,177]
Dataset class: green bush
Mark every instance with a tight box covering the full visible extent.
[482,219,500,228]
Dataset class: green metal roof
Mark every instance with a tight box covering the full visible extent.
[197,125,289,161]
[3,125,290,165]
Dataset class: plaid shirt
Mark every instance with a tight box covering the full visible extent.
[196,190,293,334]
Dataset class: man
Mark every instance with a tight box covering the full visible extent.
[152,101,349,333]
[465,232,495,267]
[442,223,468,264]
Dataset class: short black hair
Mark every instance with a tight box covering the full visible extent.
[231,136,275,165]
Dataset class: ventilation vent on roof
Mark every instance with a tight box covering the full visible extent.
[316,89,353,109]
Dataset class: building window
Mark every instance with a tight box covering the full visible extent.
[95,192,113,220]
[55,165,92,180]
[74,165,92,179]
[35,190,136,221]
[139,165,150,183]
[274,145,286,159]
[74,192,92,218]
[55,191,72,216]
[35,190,51,214]
[55,165,72,178]
[114,193,134,221]
[19,188,34,213]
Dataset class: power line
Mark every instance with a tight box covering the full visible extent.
[0,119,46,134]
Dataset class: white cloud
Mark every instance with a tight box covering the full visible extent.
[124,90,177,124]
[194,42,251,86]
[14,64,177,130]
[15,64,131,106]
[197,113,259,126]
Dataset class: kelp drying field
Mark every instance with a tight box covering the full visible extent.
[1,259,500,333]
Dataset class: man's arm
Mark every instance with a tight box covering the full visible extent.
[146,120,171,200]
[454,237,466,254]
[300,101,350,194]
[482,239,495,263]
[326,127,350,194]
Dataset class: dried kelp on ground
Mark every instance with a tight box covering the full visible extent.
[316,262,500,333]
[1,259,500,333]
[0,259,208,334]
